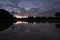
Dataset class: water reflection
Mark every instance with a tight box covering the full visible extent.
[55,23,60,29]
[13,21,47,25]
[13,21,28,25]
[0,21,60,40]
[0,19,17,31]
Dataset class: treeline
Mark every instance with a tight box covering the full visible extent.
[17,16,60,23]
[17,12,60,23]
[0,9,17,20]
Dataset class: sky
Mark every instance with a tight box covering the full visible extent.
[0,0,60,17]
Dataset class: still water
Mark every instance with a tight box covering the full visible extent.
[0,21,60,40]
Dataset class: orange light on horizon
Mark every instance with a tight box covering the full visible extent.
[13,15,28,18]
[13,21,28,24]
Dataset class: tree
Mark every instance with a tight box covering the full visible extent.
[55,12,60,17]
[0,9,13,19]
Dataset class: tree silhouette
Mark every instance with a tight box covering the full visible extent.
[55,12,60,17]
[0,9,13,19]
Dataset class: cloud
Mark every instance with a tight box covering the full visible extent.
[0,0,60,16]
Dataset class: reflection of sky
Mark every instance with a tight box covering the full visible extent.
[2,22,55,33]
[0,0,60,16]
[0,21,60,40]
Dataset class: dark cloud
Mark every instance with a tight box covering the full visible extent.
[0,0,60,16]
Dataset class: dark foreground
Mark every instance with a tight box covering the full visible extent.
[0,19,60,40]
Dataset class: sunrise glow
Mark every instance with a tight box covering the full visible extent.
[14,15,28,18]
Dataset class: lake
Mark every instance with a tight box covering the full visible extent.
[0,21,60,40]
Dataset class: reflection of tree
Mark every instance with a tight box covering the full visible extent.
[18,12,60,23]
[18,18,60,23]
[55,24,60,29]
[0,9,17,31]
[0,20,13,31]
